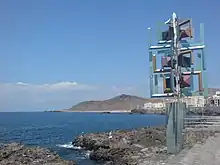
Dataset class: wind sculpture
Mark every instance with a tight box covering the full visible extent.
[148,13,207,99]
[148,13,207,154]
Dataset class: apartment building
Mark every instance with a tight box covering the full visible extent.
[143,96,206,110]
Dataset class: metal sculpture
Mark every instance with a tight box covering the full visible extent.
[148,13,207,154]
[148,13,207,99]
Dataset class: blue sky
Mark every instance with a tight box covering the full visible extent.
[0,0,219,111]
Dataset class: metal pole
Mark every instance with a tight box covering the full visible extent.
[172,13,181,99]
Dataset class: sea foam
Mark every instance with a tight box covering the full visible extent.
[56,142,82,150]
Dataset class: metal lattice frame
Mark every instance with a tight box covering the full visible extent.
[148,14,207,98]
[148,13,208,154]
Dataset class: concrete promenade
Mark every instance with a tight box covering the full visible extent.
[164,133,220,165]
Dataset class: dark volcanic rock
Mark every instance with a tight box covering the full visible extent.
[0,143,76,165]
[90,148,136,165]
[130,108,147,114]
[73,125,217,164]
[131,108,166,115]
[73,126,167,164]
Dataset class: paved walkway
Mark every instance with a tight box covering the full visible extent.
[164,133,220,165]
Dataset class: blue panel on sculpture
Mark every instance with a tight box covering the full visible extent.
[148,16,207,98]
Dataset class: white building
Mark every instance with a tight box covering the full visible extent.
[143,96,205,110]
[208,91,220,106]
[143,102,166,109]
[181,96,205,108]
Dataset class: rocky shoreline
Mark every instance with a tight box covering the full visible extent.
[72,125,219,165]
[130,108,166,115]
[47,106,220,116]
[0,143,76,165]
[73,126,168,165]
[1,126,217,165]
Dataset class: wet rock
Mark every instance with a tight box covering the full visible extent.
[140,148,148,152]
[0,143,76,165]
[90,147,136,165]
[73,126,167,164]
[104,161,114,165]
[130,108,166,115]
[73,125,218,164]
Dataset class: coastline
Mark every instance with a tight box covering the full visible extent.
[46,106,220,116]
[0,143,76,165]
[46,109,132,113]
[45,109,166,115]
[72,125,218,165]
[73,126,168,165]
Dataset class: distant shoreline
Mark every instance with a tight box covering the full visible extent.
[46,110,132,113]
[45,109,166,115]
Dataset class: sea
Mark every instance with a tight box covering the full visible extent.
[0,112,166,165]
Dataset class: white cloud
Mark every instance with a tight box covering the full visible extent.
[0,81,98,111]
[0,81,97,93]
[16,82,30,86]
[0,82,146,112]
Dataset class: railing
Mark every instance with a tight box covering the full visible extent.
[184,116,220,132]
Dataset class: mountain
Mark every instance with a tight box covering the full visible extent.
[61,88,219,112]
[68,94,162,112]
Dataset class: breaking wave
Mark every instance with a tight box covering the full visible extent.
[56,142,82,150]
[84,150,92,158]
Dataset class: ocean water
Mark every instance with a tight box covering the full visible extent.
[0,112,166,165]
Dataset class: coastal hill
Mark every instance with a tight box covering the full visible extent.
[52,88,219,112]
[68,94,162,112]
